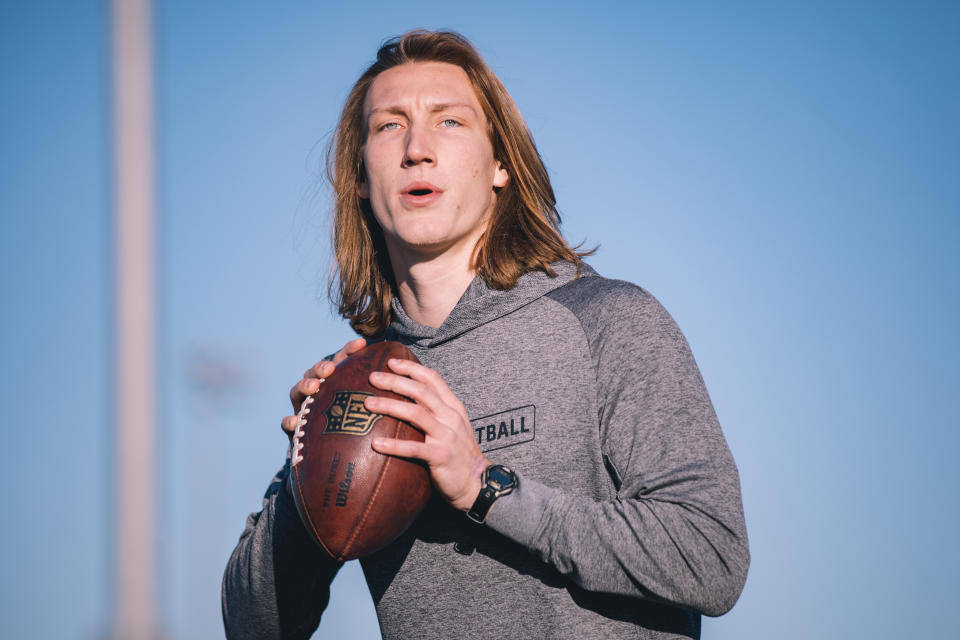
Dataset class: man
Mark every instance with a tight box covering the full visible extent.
[223,30,749,640]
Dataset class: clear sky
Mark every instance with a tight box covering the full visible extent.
[1,1,958,638]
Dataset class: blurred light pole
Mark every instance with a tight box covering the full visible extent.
[112,0,159,637]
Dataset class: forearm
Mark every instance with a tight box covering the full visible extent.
[222,466,340,639]
[485,471,748,616]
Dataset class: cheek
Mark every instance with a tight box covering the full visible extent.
[467,155,492,182]
[460,136,496,183]
[469,161,498,190]
[363,142,392,183]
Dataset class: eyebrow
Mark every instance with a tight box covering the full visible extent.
[367,102,479,120]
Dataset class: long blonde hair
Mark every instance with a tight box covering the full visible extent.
[328,30,590,337]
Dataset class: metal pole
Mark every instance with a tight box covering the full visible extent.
[112,0,158,637]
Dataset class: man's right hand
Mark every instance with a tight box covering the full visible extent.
[280,338,367,439]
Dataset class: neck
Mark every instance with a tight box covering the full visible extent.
[388,241,477,329]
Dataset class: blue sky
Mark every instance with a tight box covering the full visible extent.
[1,2,958,638]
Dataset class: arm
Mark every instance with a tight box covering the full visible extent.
[221,463,341,640]
[485,284,749,615]
[222,338,367,639]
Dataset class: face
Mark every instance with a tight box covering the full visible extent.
[359,62,509,264]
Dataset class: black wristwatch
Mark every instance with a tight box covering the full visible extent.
[466,464,518,523]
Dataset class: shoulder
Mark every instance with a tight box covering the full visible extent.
[545,268,679,340]
[545,270,707,409]
[544,267,696,381]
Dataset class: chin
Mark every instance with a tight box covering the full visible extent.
[390,231,476,260]
[393,222,455,249]
[402,237,457,255]
[383,214,489,259]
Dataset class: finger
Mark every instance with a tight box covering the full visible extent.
[371,436,431,461]
[384,358,467,420]
[281,415,298,435]
[364,395,443,437]
[304,360,336,380]
[332,338,367,364]
[368,370,449,416]
[289,377,324,410]
[303,339,366,378]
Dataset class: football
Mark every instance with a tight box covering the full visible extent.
[289,340,431,561]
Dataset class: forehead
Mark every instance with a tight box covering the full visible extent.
[363,62,482,116]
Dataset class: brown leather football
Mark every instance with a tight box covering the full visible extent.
[289,340,431,561]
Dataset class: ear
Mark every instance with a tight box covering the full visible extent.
[493,161,509,189]
[357,179,369,199]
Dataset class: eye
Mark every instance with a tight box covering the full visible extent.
[378,122,401,132]
[440,118,462,128]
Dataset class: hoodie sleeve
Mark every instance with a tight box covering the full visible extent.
[484,280,749,617]
[222,461,341,639]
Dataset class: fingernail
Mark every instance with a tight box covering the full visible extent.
[372,437,384,448]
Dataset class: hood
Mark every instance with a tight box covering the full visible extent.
[388,261,596,348]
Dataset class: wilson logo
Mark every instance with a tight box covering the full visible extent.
[470,405,535,452]
[323,391,380,436]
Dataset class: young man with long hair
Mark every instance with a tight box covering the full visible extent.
[223,30,749,639]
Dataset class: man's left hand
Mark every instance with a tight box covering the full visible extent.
[365,357,490,512]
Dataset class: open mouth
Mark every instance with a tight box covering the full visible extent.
[403,180,441,202]
[402,183,442,203]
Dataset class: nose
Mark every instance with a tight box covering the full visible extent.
[402,124,435,167]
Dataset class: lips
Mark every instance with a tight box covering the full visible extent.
[401,182,443,207]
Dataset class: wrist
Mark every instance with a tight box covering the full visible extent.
[466,463,519,524]
[453,455,491,511]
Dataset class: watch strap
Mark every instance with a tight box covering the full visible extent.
[467,486,498,523]
[466,465,517,523]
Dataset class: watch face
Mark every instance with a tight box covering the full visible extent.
[487,466,514,490]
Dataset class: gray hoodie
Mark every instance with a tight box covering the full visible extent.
[223,262,749,639]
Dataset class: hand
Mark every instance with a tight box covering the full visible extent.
[365,358,491,512]
[280,338,367,440]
